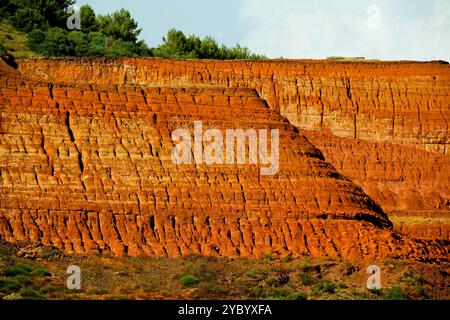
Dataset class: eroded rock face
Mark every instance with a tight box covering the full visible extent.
[17,58,450,218]
[1,58,449,262]
[306,131,450,213]
[18,58,449,154]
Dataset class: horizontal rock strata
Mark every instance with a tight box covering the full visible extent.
[0,58,448,262]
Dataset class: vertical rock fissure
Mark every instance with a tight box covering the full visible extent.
[389,83,395,139]
[48,83,54,99]
[354,101,359,139]
[65,111,85,176]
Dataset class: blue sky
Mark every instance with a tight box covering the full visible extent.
[76,0,449,61]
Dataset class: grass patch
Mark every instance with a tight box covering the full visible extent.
[298,272,314,286]
[0,22,38,59]
[180,275,199,287]
[263,287,308,300]
[312,280,337,295]
[384,287,407,300]
[197,282,228,295]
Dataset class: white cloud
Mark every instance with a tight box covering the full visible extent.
[238,0,450,61]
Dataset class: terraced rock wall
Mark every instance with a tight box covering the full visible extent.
[0,58,448,262]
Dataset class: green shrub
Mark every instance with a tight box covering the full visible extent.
[198,282,227,295]
[0,278,21,292]
[67,30,88,56]
[234,277,257,290]
[245,269,261,278]
[40,285,61,295]
[187,258,216,282]
[152,28,266,60]
[266,277,279,287]
[11,7,47,33]
[384,287,407,300]
[265,288,293,299]
[26,28,46,52]
[14,275,33,286]
[84,31,107,56]
[312,280,337,295]
[79,5,98,33]
[298,272,314,286]
[4,263,33,276]
[286,292,308,300]
[19,288,43,300]
[30,266,51,277]
[251,285,263,298]
[97,9,141,43]
[404,272,426,286]
[180,275,199,287]
[412,284,430,298]
[39,27,71,56]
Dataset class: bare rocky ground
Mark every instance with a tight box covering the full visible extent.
[0,240,448,300]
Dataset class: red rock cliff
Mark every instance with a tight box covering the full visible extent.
[17,58,450,215]
[0,58,448,262]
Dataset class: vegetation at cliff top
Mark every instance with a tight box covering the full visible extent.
[0,0,265,60]
[0,21,37,59]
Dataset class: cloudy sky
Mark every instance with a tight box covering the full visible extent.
[77,0,449,61]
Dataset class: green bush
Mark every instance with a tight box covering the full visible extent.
[0,0,16,20]
[403,272,426,286]
[6,0,74,28]
[265,287,292,299]
[19,288,43,300]
[97,9,141,43]
[298,272,314,286]
[30,266,51,277]
[152,28,265,60]
[286,292,308,300]
[0,278,21,292]
[14,275,33,286]
[180,275,199,287]
[80,5,98,33]
[84,31,107,56]
[312,280,337,295]
[266,277,279,287]
[39,27,71,56]
[265,288,307,300]
[198,282,227,295]
[251,285,263,297]
[384,287,407,300]
[26,28,46,52]
[4,263,33,276]
[11,7,47,33]
[67,30,88,56]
